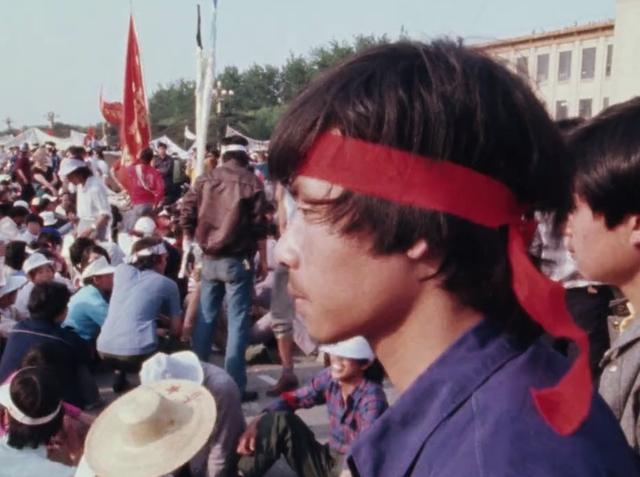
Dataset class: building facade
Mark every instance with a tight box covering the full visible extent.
[479,0,640,120]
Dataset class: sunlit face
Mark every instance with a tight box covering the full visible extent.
[328,354,368,383]
[27,221,41,236]
[276,176,421,344]
[566,195,640,285]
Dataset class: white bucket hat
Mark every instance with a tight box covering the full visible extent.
[84,379,216,477]
[22,253,53,275]
[59,158,87,177]
[319,336,375,362]
[139,351,204,385]
[133,216,157,237]
[81,256,115,280]
[0,275,28,298]
[12,200,29,210]
[39,211,57,227]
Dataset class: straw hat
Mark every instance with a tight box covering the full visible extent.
[84,379,216,477]
[319,336,375,362]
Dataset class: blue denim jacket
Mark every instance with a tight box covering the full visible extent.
[348,320,639,476]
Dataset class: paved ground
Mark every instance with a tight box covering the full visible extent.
[94,350,398,476]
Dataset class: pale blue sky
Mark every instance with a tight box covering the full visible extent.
[0,0,613,127]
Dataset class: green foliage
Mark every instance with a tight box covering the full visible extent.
[149,34,392,144]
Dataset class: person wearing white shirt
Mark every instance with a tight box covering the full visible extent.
[59,158,112,242]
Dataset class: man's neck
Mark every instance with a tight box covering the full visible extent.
[372,285,484,393]
[620,273,640,317]
[339,376,365,401]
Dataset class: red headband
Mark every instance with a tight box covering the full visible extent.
[299,132,591,436]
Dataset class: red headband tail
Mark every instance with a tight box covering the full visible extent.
[299,132,592,435]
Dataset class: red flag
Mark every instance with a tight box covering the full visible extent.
[121,15,150,166]
[99,91,124,126]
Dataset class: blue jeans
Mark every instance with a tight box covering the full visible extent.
[193,256,254,393]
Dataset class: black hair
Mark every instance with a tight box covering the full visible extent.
[556,117,586,133]
[5,241,27,270]
[139,147,155,164]
[68,146,85,158]
[21,343,78,400]
[9,206,29,219]
[80,244,110,270]
[131,237,165,270]
[34,198,51,214]
[268,40,572,337]
[27,282,71,323]
[0,202,12,217]
[73,167,93,181]
[221,135,250,166]
[25,213,43,226]
[69,237,95,270]
[568,97,640,229]
[6,366,63,450]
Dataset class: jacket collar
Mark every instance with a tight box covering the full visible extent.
[348,319,525,477]
[604,315,640,362]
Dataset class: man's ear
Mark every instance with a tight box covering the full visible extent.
[406,239,440,281]
[629,215,640,248]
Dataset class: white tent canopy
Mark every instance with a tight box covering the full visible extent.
[3,128,85,151]
[150,135,189,160]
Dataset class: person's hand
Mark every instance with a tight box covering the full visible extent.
[180,323,193,343]
[236,415,263,455]
[255,258,268,283]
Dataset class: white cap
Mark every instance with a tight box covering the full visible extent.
[319,336,375,362]
[81,256,115,280]
[59,158,88,177]
[12,200,29,210]
[40,211,57,227]
[42,194,57,202]
[22,253,53,274]
[139,351,204,385]
[0,275,28,297]
[133,217,157,237]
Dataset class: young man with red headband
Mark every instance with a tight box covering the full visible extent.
[268,41,637,476]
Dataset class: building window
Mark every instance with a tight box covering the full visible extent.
[536,54,549,82]
[606,44,613,76]
[579,99,593,119]
[515,56,529,77]
[603,97,610,109]
[581,47,596,79]
[556,100,569,120]
[558,51,572,81]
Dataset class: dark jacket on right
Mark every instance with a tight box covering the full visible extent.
[180,160,269,258]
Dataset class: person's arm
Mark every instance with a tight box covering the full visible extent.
[237,368,331,455]
[33,172,57,195]
[180,181,200,241]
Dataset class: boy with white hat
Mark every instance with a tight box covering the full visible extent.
[138,351,246,476]
[14,252,56,320]
[62,256,114,343]
[236,336,387,477]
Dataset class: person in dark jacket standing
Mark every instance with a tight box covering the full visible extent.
[180,135,269,401]
[153,142,176,205]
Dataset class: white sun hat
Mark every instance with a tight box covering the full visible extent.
[39,211,57,227]
[0,275,28,298]
[139,351,204,386]
[22,253,53,275]
[12,200,29,210]
[81,256,115,280]
[133,216,157,237]
[319,336,375,362]
[84,379,216,477]
[59,158,87,177]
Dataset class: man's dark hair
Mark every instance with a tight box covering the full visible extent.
[9,206,29,219]
[25,213,43,226]
[35,229,63,250]
[0,202,12,217]
[6,366,64,450]
[157,142,167,149]
[131,236,165,270]
[73,166,93,181]
[139,147,155,164]
[80,244,110,270]
[28,282,71,322]
[69,237,95,270]
[221,135,250,166]
[568,97,640,229]
[556,117,586,133]
[68,146,85,158]
[5,241,27,270]
[268,40,573,337]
